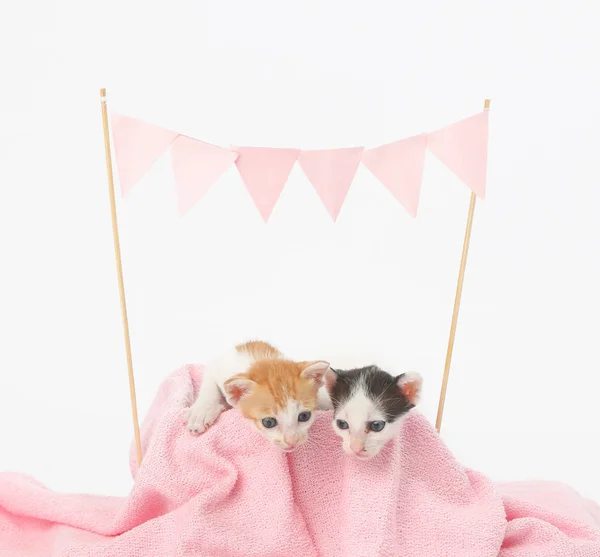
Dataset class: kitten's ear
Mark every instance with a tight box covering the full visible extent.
[396,372,423,405]
[223,375,256,406]
[324,368,339,392]
[299,361,331,387]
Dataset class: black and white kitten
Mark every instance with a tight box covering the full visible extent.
[323,366,422,460]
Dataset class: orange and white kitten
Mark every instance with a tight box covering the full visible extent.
[186,341,330,452]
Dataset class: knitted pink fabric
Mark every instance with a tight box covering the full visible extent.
[1,365,599,556]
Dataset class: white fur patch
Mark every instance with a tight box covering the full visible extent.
[186,348,253,435]
[208,349,254,393]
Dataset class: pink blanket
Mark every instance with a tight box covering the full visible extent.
[1,364,599,556]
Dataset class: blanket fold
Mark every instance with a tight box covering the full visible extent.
[1,364,599,556]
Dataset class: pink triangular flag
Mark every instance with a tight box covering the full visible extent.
[362,134,427,218]
[234,147,300,221]
[171,136,238,216]
[298,147,364,221]
[427,111,489,199]
[110,112,179,196]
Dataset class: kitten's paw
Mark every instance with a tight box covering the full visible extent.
[186,402,225,435]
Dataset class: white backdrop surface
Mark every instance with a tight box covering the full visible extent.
[1,0,599,500]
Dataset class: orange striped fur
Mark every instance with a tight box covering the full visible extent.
[236,358,321,420]
[236,340,282,361]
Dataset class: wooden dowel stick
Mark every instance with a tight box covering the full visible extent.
[100,88,143,467]
[435,99,491,433]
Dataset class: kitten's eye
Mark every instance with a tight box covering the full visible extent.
[336,419,349,430]
[369,421,386,432]
[298,411,311,422]
[261,417,277,429]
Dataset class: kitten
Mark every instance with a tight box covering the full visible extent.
[324,365,422,460]
[186,341,330,452]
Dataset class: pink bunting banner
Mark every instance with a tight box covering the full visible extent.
[427,111,489,199]
[362,134,428,218]
[171,136,238,216]
[109,110,489,219]
[110,113,178,196]
[234,147,300,221]
[298,147,364,221]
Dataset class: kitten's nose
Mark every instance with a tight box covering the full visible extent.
[350,439,366,454]
[283,432,299,446]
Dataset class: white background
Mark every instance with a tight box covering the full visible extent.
[1,0,599,502]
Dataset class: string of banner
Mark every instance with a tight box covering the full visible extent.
[100,89,491,468]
